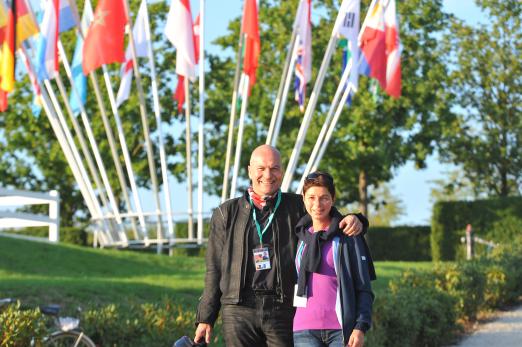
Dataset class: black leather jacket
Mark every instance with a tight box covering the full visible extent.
[196,192,306,325]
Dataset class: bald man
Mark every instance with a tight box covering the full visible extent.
[194,145,367,346]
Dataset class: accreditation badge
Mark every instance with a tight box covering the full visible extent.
[252,246,271,271]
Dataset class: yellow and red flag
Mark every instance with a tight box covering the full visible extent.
[0,0,16,93]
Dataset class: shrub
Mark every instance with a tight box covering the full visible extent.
[369,226,431,261]
[431,197,522,261]
[3,226,89,246]
[0,302,47,347]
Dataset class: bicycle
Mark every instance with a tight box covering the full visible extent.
[0,298,96,347]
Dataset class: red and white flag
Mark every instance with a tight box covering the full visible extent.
[116,0,150,107]
[384,0,401,98]
[241,0,260,94]
[164,0,196,80]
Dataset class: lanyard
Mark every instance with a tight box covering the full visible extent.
[249,190,282,244]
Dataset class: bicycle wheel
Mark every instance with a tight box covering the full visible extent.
[44,330,96,347]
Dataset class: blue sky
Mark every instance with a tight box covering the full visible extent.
[156,0,484,226]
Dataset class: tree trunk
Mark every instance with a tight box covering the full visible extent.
[358,169,368,217]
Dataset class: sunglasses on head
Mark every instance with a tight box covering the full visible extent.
[305,172,334,182]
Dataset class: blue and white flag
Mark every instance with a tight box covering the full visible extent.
[294,0,312,112]
[68,0,93,115]
[35,0,59,81]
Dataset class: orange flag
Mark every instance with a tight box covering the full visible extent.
[82,0,127,75]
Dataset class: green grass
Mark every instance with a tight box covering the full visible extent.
[0,235,433,310]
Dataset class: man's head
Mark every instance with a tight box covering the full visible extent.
[248,145,283,197]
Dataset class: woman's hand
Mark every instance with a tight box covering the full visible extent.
[347,329,365,347]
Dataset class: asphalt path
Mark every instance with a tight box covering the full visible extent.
[453,304,522,347]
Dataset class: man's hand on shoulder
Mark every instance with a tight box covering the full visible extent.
[339,214,364,236]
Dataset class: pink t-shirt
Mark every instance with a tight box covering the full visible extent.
[293,232,341,331]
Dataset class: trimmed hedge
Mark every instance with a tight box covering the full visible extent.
[4,226,89,246]
[431,196,522,261]
[369,226,431,261]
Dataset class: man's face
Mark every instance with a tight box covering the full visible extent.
[248,150,283,197]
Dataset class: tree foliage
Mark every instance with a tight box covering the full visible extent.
[439,0,522,197]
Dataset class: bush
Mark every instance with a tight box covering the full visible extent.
[431,196,522,261]
[0,302,47,346]
[4,226,89,246]
[369,226,431,261]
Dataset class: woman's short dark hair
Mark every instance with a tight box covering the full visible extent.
[302,171,336,199]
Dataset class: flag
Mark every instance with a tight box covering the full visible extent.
[334,0,360,91]
[69,0,93,115]
[193,13,200,64]
[0,0,16,93]
[14,0,38,47]
[0,1,9,44]
[165,0,197,79]
[241,0,260,93]
[82,0,127,75]
[358,0,386,91]
[20,48,43,116]
[384,0,401,98]
[173,75,185,114]
[116,0,150,107]
[58,0,75,33]
[35,0,59,81]
[294,0,312,112]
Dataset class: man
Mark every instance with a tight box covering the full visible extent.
[194,145,367,346]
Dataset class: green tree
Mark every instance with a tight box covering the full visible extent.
[439,0,522,197]
[203,0,454,217]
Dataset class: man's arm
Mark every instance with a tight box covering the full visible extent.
[194,207,226,343]
[339,213,369,236]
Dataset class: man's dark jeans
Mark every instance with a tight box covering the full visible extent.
[221,295,295,347]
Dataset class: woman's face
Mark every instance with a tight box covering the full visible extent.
[303,186,334,223]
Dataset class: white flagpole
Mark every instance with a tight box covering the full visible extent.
[122,0,164,249]
[311,83,354,173]
[266,31,297,146]
[270,33,301,146]
[101,65,147,235]
[197,0,205,244]
[184,77,194,240]
[69,0,139,237]
[229,74,250,199]
[221,32,244,202]
[141,1,174,239]
[281,34,338,192]
[57,40,123,226]
[296,58,353,193]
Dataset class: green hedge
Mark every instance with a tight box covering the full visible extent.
[431,196,522,261]
[369,226,431,261]
[366,238,522,346]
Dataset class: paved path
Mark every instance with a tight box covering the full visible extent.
[454,304,522,347]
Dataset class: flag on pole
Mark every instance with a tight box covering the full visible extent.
[35,0,59,81]
[116,0,150,107]
[82,0,127,75]
[334,0,360,90]
[294,0,312,112]
[164,0,197,112]
[193,13,200,64]
[69,0,92,115]
[14,0,38,46]
[165,0,197,79]
[20,46,43,116]
[241,0,260,94]
[384,0,401,98]
[358,0,386,90]
[58,0,75,33]
[0,0,16,93]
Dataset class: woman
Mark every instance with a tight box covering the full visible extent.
[293,171,375,347]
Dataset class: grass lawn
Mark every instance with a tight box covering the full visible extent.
[0,235,433,310]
